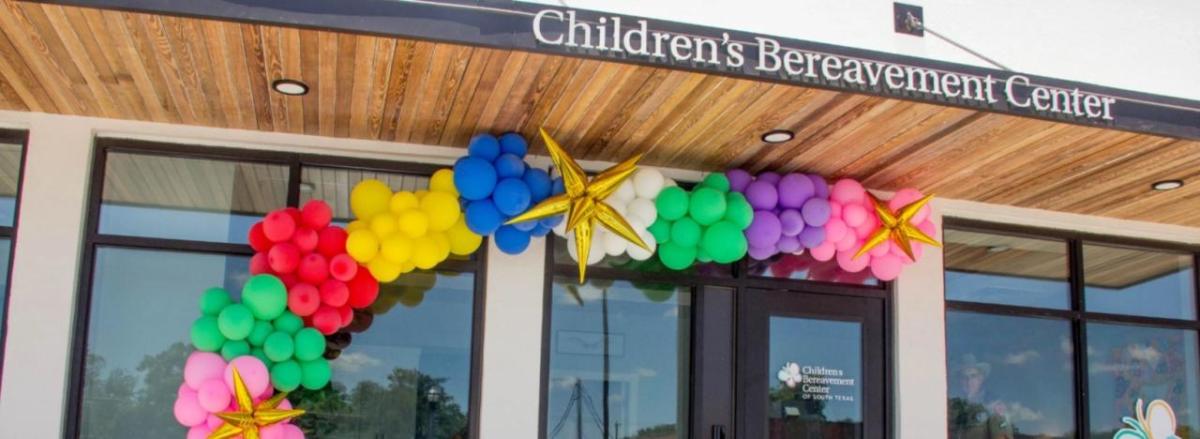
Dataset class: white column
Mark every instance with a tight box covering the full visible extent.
[892,204,948,438]
[478,238,547,437]
[0,114,94,436]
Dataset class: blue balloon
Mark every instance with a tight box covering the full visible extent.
[539,215,564,228]
[494,153,526,179]
[468,134,500,161]
[512,219,538,232]
[494,225,532,255]
[531,224,552,237]
[465,200,503,235]
[454,157,498,201]
[523,168,553,202]
[551,177,565,195]
[498,132,528,158]
[492,178,532,216]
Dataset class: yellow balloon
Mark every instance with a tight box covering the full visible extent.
[430,169,458,196]
[389,191,419,214]
[420,191,461,232]
[346,220,367,233]
[370,213,398,238]
[411,236,441,270]
[430,232,451,262]
[399,260,416,274]
[380,234,414,264]
[350,179,392,220]
[446,218,483,255]
[415,190,428,200]
[346,230,380,263]
[368,258,402,283]
[397,209,430,238]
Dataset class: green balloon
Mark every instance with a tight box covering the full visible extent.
[697,245,713,263]
[648,218,672,244]
[702,220,748,263]
[655,186,689,221]
[642,287,675,303]
[688,187,727,225]
[700,173,730,192]
[247,321,273,347]
[658,242,697,270]
[221,339,251,361]
[273,312,304,335]
[669,217,701,247]
[724,192,754,229]
[199,287,232,316]
[263,331,295,362]
[293,328,327,362]
[242,275,288,320]
[271,360,303,392]
[217,304,255,340]
[300,359,332,390]
[250,347,271,366]
[190,316,226,352]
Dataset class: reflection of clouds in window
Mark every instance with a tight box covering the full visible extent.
[1003,350,1040,366]
[331,351,384,374]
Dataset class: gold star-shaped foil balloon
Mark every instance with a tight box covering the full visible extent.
[507,128,649,282]
[853,193,941,261]
[208,367,305,439]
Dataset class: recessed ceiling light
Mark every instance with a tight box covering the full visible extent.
[272,79,309,96]
[1151,179,1184,191]
[761,130,794,144]
[299,182,316,193]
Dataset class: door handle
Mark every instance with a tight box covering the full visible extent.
[711,424,727,439]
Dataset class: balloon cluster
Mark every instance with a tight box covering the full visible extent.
[249,200,380,335]
[454,133,565,254]
[648,173,753,269]
[174,353,305,439]
[753,252,875,285]
[189,275,332,393]
[555,168,669,264]
[726,170,832,260]
[345,170,483,283]
[810,180,935,281]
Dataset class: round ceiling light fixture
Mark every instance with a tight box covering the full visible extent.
[1151,179,1184,191]
[272,79,309,96]
[761,129,795,144]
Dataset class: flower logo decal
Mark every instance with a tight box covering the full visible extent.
[777,362,802,389]
[1114,399,1180,439]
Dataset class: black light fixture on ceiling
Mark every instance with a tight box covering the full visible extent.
[761,129,795,144]
[1151,179,1184,191]
[272,79,309,96]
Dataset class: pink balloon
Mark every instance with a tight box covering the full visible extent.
[828,201,842,219]
[842,203,868,228]
[869,240,891,257]
[824,218,848,243]
[836,250,870,273]
[224,356,271,399]
[854,220,876,239]
[261,424,287,439]
[278,398,293,410]
[918,219,937,237]
[887,188,923,210]
[283,424,306,439]
[870,254,904,281]
[810,242,836,261]
[830,179,865,204]
[206,414,224,430]
[836,233,859,251]
[197,378,232,413]
[185,352,227,390]
[178,382,198,399]
[187,425,213,439]
[174,392,207,427]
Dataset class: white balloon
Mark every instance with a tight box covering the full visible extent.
[627,228,657,261]
[565,232,606,265]
[610,199,629,219]
[552,217,568,237]
[627,198,658,226]
[664,177,678,187]
[633,168,666,199]
[603,229,627,256]
[611,180,636,204]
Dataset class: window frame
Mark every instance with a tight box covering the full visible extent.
[0,129,28,385]
[943,217,1200,438]
[65,137,489,438]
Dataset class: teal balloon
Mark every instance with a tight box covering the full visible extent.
[199,287,232,316]
[273,312,304,335]
[669,217,701,247]
[190,316,226,352]
[658,242,697,270]
[221,339,251,361]
[250,347,271,366]
[700,173,731,192]
[648,218,672,244]
[247,321,273,347]
[300,359,332,390]
[724,192,754,229]
[242,274,288,320]
[655,186,689,221]
[293,328,326,362]
[271,360,303,392]
[702,220,748,263]
[263,331,295,362]
[217,304,255,340]
[688,187,727,225]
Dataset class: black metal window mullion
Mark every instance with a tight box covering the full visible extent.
[1068,238,1090,439]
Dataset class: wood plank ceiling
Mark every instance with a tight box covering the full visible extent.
[0,1,1198,227]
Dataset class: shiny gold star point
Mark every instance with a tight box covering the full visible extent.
[853,193,941,261]
[208,366,305,439]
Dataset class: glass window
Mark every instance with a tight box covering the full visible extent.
[0,141,22,227]
[946,311,1076,438]
[1084,244,1196,320]
[748,252,878,286]
[544,277,690,439]
[99,153,288,243]
[944,228,1070,309]
[0,238,9,344]
[769,317,863,436]
[1087,323,1200,438]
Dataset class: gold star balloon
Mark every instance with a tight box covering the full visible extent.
[208,367,305,439]
[853,193,941,261]
[507,128,649,282]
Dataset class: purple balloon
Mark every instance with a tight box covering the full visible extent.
[748,245,778,260]
[778,173,815,209]
[798,226,826,249]
[776,236,802,254]
[756,172,781,185]
[779,209,806,236]
[744,181,779,210]
[801,198,832,227]
[808,174,829,198]
[726,169,753,193]
[746,210,782,249]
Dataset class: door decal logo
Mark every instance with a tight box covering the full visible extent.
[777,362,803,388]
[1114,399,1179,439]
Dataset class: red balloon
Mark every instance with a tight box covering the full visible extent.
[249,252,272,275]
[316,227,348,258]
[301,200,333,230]
[291,227,319,253]
[248,222,273,252]
[319,279,349,307]
[338,305,354,327]
[346,268,380,309]
[328,254,358,282]
[311,306,342,335]
[297,253,329,285]
[284,207,303,225]
[262,210,297,242]
[276,272,298,289]
[268,242,301,274]
[287,283,321,317]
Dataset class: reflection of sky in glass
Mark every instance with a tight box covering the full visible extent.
[546,279,689,438]
[946,311,1075,438]
[1087,269,1196,320]
[99,204,260,244]
[1087,323,1200,437]
[945,270,1069,309]
[768,317,862,423]
[0,239,9,344]
[0,197,15,227]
